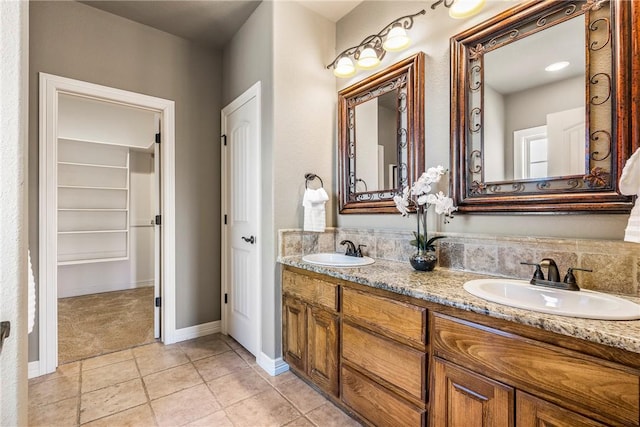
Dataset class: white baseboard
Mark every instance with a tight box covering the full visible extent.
[28,361,41,379]
[256,352,289,377]
[172,320,221,343]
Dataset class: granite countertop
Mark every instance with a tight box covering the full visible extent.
[278,255,640,355]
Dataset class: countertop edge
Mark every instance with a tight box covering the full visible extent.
[278,256,640,355]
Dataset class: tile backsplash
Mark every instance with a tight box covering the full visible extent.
[278,228,639,297]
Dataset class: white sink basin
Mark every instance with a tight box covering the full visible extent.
[302,253,375,267]
[464,279,640,320]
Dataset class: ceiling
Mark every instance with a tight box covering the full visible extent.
[80,0,363,49]
[298,1,362,22]
[484,16,585,94]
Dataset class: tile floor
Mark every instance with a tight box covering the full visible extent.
[58,287,155,363]
[28,333,362,427]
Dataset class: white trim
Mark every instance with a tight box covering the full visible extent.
[28,362,41,380]
[220,81,262,357]
[38,73,177,373]
[256,352,290,377]
[173,321,222,342]
[220,128,228,336]
[513,125,548,180]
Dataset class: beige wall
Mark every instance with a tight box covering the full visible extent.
[223,1,335,360]
[273,1,336,358]
[222,0,276,359]
[29,1,222,360]
[335,1,629,239]
[0,1,29,423]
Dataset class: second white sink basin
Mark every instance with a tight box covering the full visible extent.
[302,253,375,267]
[464,279,640,320]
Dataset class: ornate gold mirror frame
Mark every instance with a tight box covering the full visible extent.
[338,53,425,214]
[451,0,639,213]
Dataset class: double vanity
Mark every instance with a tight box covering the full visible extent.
[293,0,640,424]
[279,255,640,426]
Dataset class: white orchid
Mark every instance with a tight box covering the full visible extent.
[393,186,411,217]
[433,191,457,217]
[423,165,445,184]
[394,165,457,251]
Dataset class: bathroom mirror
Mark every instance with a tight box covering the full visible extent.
[451,0,638,213]
[338,52,425,214]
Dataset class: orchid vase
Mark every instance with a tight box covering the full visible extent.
[394,166,457,272]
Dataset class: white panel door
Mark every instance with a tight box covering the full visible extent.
[224,93,259,356]
[546,107,586,177]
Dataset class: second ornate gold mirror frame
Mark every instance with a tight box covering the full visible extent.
[451,0,638,213]
[338,53,425,214]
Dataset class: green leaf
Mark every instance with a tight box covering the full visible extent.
[424,236,447,251]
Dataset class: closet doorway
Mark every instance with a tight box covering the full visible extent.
[38,74,177,375]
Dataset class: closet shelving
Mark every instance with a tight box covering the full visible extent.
[57,137,130,265]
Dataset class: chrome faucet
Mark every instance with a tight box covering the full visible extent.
[521,259,592,291]
[541,258,561,283]
[340,240,364,257]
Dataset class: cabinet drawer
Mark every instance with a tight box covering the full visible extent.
[341,365,425,427]
[282,270,338,311]
[342,322,426,401]
[342,287,426,345]
[516,391,608,427]
[432,313,640,426]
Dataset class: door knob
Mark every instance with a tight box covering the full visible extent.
[241,235,255,244]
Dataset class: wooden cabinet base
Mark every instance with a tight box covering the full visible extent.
[282,268,339,399]
[431,357,514,427]
[282,266,640,427]
[341,365,425,427]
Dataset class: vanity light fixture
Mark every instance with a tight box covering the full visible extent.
[328,1,485,78]
[333,55,357,78]
[327,10,425,77]
[447,0,486,19]
[357,45,382,69]
[383,24,412,51]
[430,0,485,19]
[545,61,570,72]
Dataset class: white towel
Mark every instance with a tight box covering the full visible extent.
[28,249,36,333]
[303,188,329,232]
[620,148,640,243]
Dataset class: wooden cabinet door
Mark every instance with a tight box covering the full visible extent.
[283,296,307,373]
[431,357,514,427]
[307,306,339,397]
[516,392,607,427]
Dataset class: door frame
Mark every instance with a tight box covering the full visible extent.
[38,73,177,375]
[220,81,262,356]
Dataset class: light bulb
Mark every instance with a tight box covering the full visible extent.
[383,24,411,52]
[448,0,486,19]
[333,56,356,78]
[357,47,381,70]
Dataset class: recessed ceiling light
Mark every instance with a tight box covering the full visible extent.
[545,61,570,72]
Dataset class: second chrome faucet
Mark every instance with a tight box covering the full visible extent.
[521,258,592,291]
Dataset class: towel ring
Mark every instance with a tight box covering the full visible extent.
[304,173,324,189]
[355,178,368,192]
